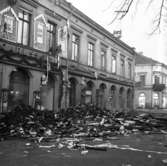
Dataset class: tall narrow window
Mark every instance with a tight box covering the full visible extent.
[128,62,132,79]
[111,56,116,73]
[47,22,56,52]
[18,10,30,45]
[101,50,106,70]
[72,34,80,61]
[88,42,94,66]
[120,59,125,76]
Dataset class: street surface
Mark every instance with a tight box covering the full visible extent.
[0,134,167,166]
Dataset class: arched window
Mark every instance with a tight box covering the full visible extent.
[119,87,124,109]
[8,70,29,108]
[138,93,146,108]
[81,80,94,104]
[153,93,159,107]
[69,77,77,107]
[97,83,106,108]
[110,86,116,108]
[127,89,131,108]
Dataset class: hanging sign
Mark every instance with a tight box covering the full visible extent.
[34,14,47,51]
[36,22,44,44]
[4,15,14,33]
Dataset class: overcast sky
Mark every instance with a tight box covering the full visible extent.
[67,0,167,63]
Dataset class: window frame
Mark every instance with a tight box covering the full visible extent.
[71,33,80,61]
[47,21,57,52]
[139,74,146,86]
[17,9,31,46]
[128,62,132,79]
[87,42,94,67]
[101,49,106,71]
[111,55,117,74]
[120,58,125,76]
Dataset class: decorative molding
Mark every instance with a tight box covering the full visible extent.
[22,0,38,8]
[34,14,47,25]
[0,6,19,21]
[100,42,108,48]
[45,9,62,21]
[87,34,96,42]
[71,25,83,34]
[0,44,60,74]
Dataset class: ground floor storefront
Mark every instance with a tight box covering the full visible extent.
[0,62,134,112]
[0,63,61,112]
[135,89,167,109]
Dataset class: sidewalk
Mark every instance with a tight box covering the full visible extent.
[136,108,167,114]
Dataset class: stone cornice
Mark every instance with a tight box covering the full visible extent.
[22,0,38,8]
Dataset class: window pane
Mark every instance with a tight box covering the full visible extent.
[24,13,29,21]
[75,45,78,60]
[23,22,29,45]
[18,12,23,19]
[72,34,79,61]
[88,42,94,66]
[72,44,75,60]
[47,22,56,51]
[17,20,23,43]
[17,10,30,45]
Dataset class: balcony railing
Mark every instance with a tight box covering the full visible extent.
[0,38,60,72]
[152,83,165,91]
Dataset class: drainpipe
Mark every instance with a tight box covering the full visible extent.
[0,64,3,112]
[151,64,153,108]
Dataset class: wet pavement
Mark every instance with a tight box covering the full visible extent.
[0,133,167,166]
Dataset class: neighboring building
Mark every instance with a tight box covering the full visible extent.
[135,53,167,109]
[0,0,135,112]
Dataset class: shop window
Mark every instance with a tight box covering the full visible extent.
[138,93,146,108]
[153,93,159,107]
[8,70,29,109]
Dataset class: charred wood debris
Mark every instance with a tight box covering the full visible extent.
[0,104,167,152]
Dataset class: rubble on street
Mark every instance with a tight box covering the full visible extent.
[1,104,167,148]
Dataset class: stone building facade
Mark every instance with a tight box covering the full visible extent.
[0,0,135,112]
[135,53,167,109]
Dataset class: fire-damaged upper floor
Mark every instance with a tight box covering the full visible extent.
[0,0,135,84]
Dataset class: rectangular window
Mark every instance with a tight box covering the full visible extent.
[88,42,94,66]
[120,59,125,76]
[154,75,160,84]
[128,62,132,79]
[111,56,116,73]
[140,75,145,86]
[101,50,106,70]
[18,10,30,45]
[72,34,80,61]
[47,22,56,52]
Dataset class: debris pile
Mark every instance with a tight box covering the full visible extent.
[0,104,167,141]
